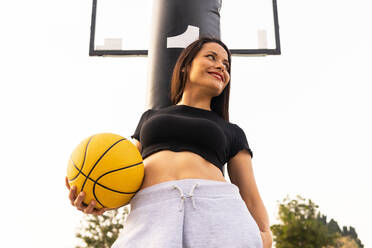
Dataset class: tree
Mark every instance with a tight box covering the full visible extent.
[317,214,363,247]
[271,195,339,248]
[75,206,129,248]
[327,219,341,234]
[334,236,359,248]
[340,226,363,248]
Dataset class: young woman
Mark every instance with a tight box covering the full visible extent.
[66,37,272,248]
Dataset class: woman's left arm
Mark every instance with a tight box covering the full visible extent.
[227,150,272,248]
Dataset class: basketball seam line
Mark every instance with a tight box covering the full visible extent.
[70,160,143,194]
[81,138,126,191]
[68,135,94,181]
[71,160,142,209]
[93,161,143,208]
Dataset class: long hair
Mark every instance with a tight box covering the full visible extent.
[169,37,232,121]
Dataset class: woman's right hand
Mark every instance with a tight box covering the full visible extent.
[65,176,108,215]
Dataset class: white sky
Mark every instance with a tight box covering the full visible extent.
[1,0,371,247]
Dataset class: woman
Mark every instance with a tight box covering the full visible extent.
[66,37,272,248]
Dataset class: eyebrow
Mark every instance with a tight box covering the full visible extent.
[207,51,229,64]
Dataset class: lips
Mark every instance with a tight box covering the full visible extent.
[208,72,224,82]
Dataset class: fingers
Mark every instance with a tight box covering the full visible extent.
[74,191,86,211]
[66,178,107,215]
[94,207,108,215]
[84,200,108,215]
[68,184,77,206]
[84,200,96,214]
[65,177,70,190]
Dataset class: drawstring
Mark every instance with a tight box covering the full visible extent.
[172,183,199,212]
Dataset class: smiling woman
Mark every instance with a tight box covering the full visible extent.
[170,38,232,119]
[67,37,271,248]
[183,42,231,101]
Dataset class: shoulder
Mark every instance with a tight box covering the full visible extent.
[231,122,250,142]
[141,108,157,118]
[225,121,245,136]
[146,105,175,114]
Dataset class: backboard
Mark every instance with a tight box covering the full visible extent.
[89,0,280,56]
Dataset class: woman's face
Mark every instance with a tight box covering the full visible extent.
[186,42,230,97]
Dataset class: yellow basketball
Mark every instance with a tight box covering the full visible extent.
[66,133,144,209]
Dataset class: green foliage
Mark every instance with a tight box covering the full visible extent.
[271,195,364,248]
[75,207,129,248]
[330,236,359,248]
[327,219,341,234]
[340,226,364,248]
[271,195,339,248]
[316,213,363,247]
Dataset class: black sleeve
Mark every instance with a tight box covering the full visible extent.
[229,124,253,159]
[130,109,152,141]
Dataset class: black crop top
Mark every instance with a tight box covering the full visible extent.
[131,104,253,176]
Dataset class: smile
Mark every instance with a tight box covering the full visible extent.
[208,72,223,82]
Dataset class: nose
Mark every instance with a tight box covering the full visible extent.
[215,61,225,72]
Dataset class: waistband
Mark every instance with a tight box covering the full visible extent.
[130,178,241,211]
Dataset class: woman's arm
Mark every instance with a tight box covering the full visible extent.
[227,150,272,247]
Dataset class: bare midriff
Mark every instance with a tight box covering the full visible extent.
[140,150,227,190]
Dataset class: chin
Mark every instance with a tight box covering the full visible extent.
[212,89,224,97]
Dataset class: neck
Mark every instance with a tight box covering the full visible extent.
[176,90,212,111]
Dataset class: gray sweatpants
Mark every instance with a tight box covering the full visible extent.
[111,178,263,248]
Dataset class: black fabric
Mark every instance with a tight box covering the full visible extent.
[131,104,253,175]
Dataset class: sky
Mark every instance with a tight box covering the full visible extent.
[1,0,371,247]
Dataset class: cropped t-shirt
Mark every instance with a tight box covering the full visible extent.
[131,104,253,176]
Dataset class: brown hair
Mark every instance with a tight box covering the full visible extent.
[169,37,232,121]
